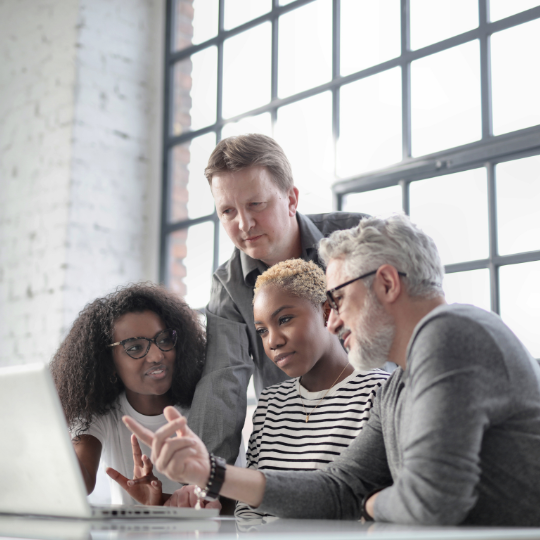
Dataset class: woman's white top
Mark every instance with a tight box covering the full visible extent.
[73,393,188,505]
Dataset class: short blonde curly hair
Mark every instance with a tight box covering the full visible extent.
[253,259,327,307]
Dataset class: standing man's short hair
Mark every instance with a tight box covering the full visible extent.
[204,134,294,192]
[319,213,445,299]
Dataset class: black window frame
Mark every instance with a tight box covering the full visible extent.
[161,0,540,321]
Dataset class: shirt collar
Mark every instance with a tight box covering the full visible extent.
[297,211,324,259]
[240,212,324,287]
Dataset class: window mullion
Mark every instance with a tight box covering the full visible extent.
[399,179,410,215]
[216,0,225,140]
[479,0,493,139]
[487,161,500,314]
[332,0,340,187]
[160,0,175,285]
[271,0,279,135]
[401,0,411,160]
[211,0,226,272]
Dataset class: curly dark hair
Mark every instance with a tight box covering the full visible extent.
[50,282,205,437]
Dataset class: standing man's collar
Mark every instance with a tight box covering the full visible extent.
[240,250,268,286]
[240,212,323,287]
[297,212,324,260]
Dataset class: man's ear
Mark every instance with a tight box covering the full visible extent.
[322,300,331,327]
[288,187,299,216]
[374,265,402,304]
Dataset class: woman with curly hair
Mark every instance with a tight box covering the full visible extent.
[50,282,206,506]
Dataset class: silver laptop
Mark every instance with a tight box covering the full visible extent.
[0,363,218,520]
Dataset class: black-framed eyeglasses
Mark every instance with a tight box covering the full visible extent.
[326,270,407,313]
[108,329,177,359]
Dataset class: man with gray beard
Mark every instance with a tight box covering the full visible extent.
[123,214,540,526]
[263,213,540,525]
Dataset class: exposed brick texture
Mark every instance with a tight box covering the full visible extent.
[0,0,165,366]
[168,0,194,300]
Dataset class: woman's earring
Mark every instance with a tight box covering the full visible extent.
[110,372,118,384]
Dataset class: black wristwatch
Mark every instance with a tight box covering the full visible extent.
[196,453,227,501]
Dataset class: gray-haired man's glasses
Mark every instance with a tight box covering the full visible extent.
[326,270,407,313]
[108,329,177,359]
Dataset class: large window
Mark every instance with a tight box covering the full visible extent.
[163,0,540,358]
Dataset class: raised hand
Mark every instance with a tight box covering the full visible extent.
[106,434,164,506]
[164,485,222,510]
[123,406,211,488]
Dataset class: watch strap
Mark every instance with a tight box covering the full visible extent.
[195,453,227,502]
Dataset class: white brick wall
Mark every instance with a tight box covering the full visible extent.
[0,0,164,366]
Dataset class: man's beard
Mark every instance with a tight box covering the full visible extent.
[342,290,396,371]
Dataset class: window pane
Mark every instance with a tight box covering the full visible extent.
[223,23,271,119]
[224,0,271,30]
[490,0,540,22]
[443,269,491,312]
[172,47,217,135]
[491,19,540,136]
[174,0,218,50]
[337,68,402,177]
[193,0,219,46]
[169,134,216,222]
[496,155,540,256]
[409,168,489,265]
[410,0,478,50]
[275,93,333,214]
[340,0,400,76]
[221,113,272,139]
[411,41,481,156]
[500,261,540,358]
[342,186,403,216]
[219,222,236,266]
[278,0,332,98]
[168,222,215,309]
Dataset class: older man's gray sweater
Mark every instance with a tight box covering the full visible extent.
[258,304,540,526]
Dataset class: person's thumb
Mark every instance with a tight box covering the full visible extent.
[164,406,192,437]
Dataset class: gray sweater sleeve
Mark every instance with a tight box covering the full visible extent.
[258,385,392,519]
[373,314,507,525]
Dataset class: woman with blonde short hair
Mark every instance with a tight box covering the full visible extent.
[235,259,389,519]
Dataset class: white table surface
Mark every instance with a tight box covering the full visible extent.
[0,515,540,540]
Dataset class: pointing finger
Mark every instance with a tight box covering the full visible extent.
[123,416,154,447]
[131,434,144,467]
[164,407,199,440]
[163,407,190,437]
[106,467,130,490]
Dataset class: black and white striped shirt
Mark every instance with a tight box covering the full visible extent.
[235,368,390,518]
